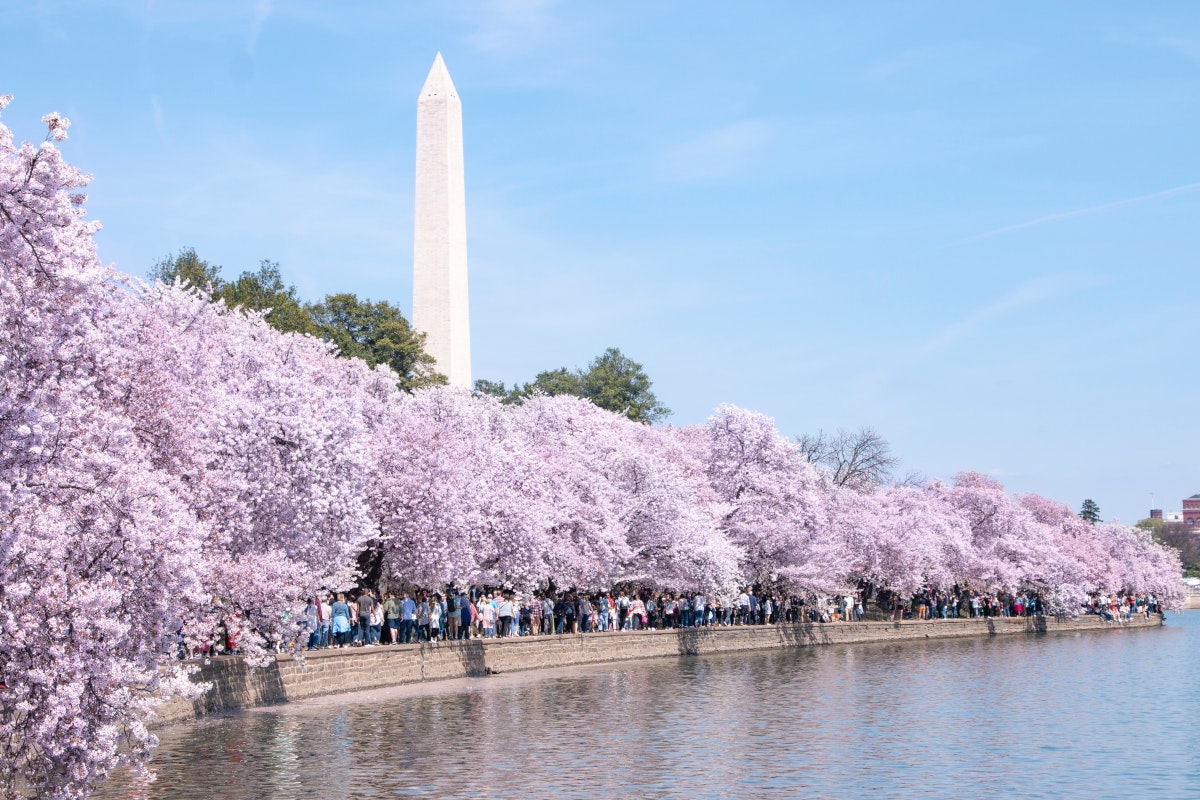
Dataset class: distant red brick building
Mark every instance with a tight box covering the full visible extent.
[1184,494,1200,527]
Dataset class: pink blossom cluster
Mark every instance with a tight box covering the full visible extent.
[0,100,1183,799]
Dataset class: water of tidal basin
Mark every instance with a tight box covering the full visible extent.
[110,614,1200,800]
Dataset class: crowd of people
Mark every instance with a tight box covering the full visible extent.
[1085,593,1162,621]
[281,583,1162,651]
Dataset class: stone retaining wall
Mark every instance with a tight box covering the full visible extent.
[153,613,1161,727]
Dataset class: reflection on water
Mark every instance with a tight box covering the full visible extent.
[104,615,1200,799]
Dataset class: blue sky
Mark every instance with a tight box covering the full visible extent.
[4,1,1198,524]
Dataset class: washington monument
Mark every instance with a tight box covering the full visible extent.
[413,52,471,389]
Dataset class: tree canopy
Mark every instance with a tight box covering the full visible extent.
[475,346,670,424]
[524,367,585,398]
[307,293,444,391]
[149,246,222,289]
[579,347,671,424]
[149,249,443,391]
[1137,518,1199,576]
[1079,499,1102,524]
[795,427,900,492]
[219,261,321,337]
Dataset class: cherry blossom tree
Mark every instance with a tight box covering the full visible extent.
[852,484,973,597]
[613,418,740,591]
[1022,494,1183,608]
[367,386,559,589]
[682,405,851,593]
[512,395,738,591]
[113,281,378,660]
[366,391,739,593]
[0,99,209,799]
[925,472,1059,593]
[1018,494,1111,610]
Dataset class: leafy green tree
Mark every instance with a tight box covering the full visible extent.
[1079,498,1102,524]
[148,247,223,290]
[307,293,445,391]
[1140,518,1200,576]
[473,379,509,399]
[1134,517,1164,536]
[217,260,322,337]
[149,251,316,336]
[521,367,584,399]
[481,347,670,424]
[485,367,585,405]
[579,347,670,424]
[149,250,443,390]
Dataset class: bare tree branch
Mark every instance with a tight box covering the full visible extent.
[893,470,927,488]
[795,426,900,492]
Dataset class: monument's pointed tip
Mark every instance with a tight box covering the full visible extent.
[420,51,457,99]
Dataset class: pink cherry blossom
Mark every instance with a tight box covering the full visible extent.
[1,105,208,799]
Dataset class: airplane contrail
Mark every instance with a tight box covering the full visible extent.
[938,180,1200,250]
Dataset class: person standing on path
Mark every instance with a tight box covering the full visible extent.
[480,595,497,638]
[383,592,401,644]
[331,594,352,648]
[369,600,384,644]
[446,592,460,641]
[417,595,431,642]
[429,593,443,641]
[459,591,473,639]
[628,595,647,630]
[400,592,417,644]
[529,594,543,635]
[497,593,514,638]
[578,596,592,633]
[318,594,333,648]
[356,591,377,646]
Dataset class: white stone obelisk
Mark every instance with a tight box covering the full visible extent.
[413,52,471,388]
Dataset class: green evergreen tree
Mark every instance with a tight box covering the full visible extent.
[518,367,584,400]
[150,250,442,391]
[578,347,670,424]
[216,260,322,337]
[307,293,445,391]
[1079,498,1102,524]
[480,347,670,424]
[473,379,509,399]
[148,247,223,290]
